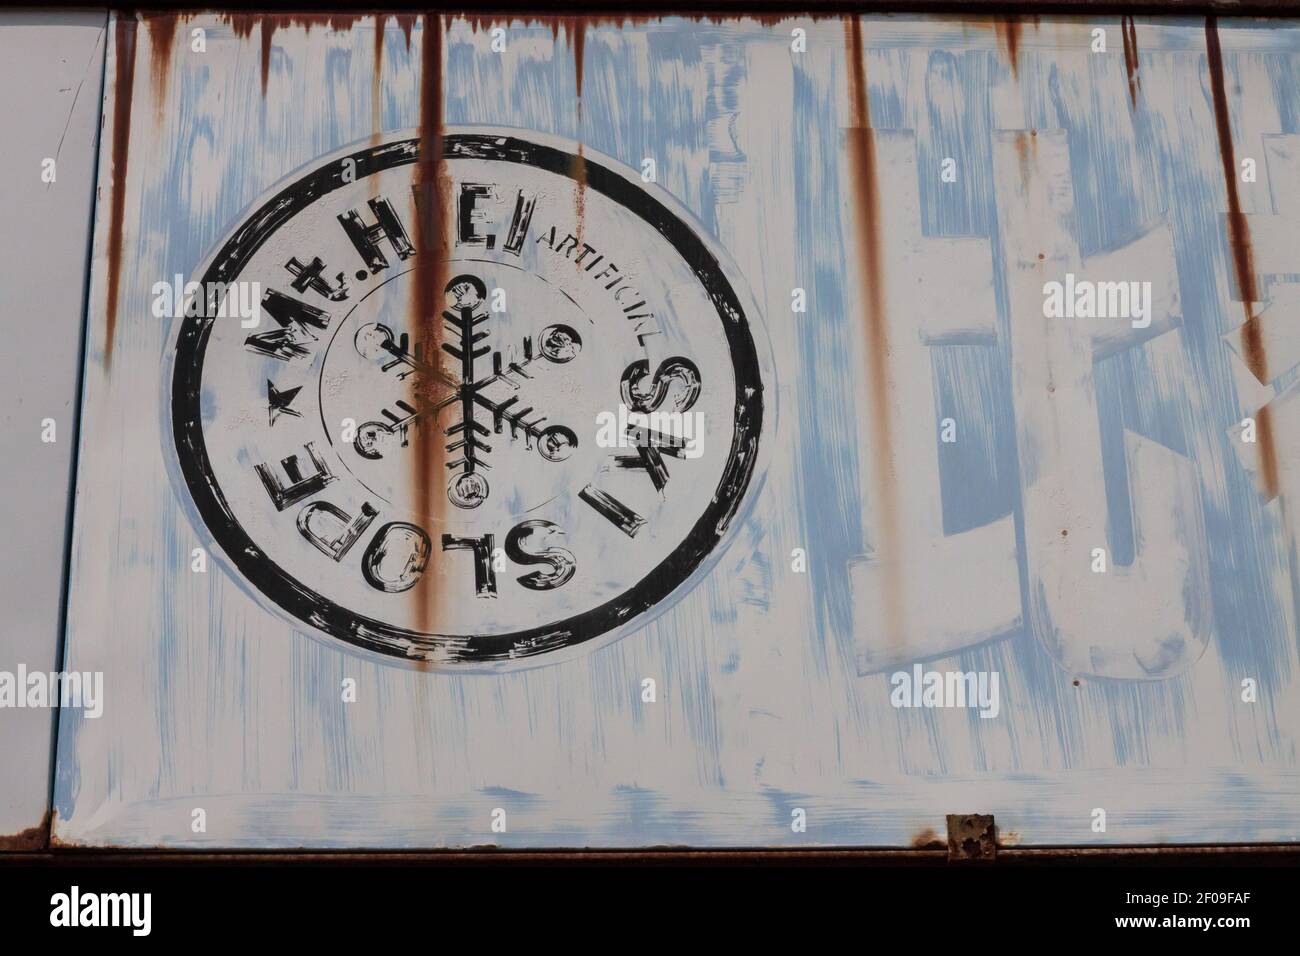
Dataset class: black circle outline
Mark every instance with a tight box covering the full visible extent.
[172,133,764,664]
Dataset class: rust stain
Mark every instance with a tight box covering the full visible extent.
[465,14,505,36]
[103,14,138,372]
[566,16,587,100]
[573,144,588,259]
[411,13,451,638]
[1255,404,1282,501]
[372,14,385,144]
[1018,129,1039,183]
[434,12,841,45]
[1206,18,1277,498]
[0,811,50,851]
[396,13,415,52]
[220,14,366,97]
[957,15,1038,79]
[1238,313,1269,384]
[995,16,1021,78]
[143,13,177,126]
[566,18,588,259]
[218,15,267,94]
[1121,16,1141,107]
[844,17,903,649]
[910,828,943,849]
[259,20,276,96]
[1012,128,1038,184]
[223,13,257,38]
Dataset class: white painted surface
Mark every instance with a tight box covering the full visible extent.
[0,10,106,846]
[53,14,1300,849]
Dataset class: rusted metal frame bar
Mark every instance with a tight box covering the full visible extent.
[74,1,1300,20]
[3,844,1299,865]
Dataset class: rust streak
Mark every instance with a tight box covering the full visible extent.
[260,18,275,96]
[1256,404,1282,503]
[224,13,257,39]
[1121,16,1141,107]
[217,15,264,91]
[372,14,385,143]
[396,13,415,52]
[1012,128,1038,183]
[567,18,588,259]
[1238,313,1268,382]
[568,16,587,101]
[573,144,587,259]
[844,17,903,649]
[995,16,1021,79]
[460,14,499,36]
[103,15,138,372]
[1206,18,1277,497]
[411,14,451,639]
[143,13,177,126]
[219,14,368,97]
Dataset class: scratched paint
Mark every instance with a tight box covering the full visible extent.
[49,13,1300,848]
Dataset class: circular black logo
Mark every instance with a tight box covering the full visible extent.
[169,129,768,667]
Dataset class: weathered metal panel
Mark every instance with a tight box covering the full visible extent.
[54,12,1300,848]
[0,10,106,849]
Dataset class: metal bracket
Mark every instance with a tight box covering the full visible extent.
[947,814,997,862]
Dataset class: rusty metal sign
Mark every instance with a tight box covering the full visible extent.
[7,10,1299,850]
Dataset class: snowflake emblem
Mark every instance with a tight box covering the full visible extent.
[350,272,581,509]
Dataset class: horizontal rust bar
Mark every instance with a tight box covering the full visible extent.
[100,2,1300,20]
[4,844,1299,865]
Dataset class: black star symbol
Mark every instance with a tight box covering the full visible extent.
[267,380,303,427]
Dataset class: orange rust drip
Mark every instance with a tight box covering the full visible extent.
[224,10,261,92]
[461,14,501,35]
[539,13,833,30]
[573,144,587,259]
[1121,16,1140,107]
[568,18,588,257]
[1205,22,1260,314]
[1012,127,1039,182]
[260,21,274,95]
[844,17,903,645]
[411,14,450,636]
[396,13,415,52]
[1238,313,1268,382]
[224,13,257,38]
[568,16,587,101]
[144,13,176,125]
[995,17,1021,78]
[218,15,367,97]
[1256,404,1282,501]
[104,16,138,373]
[372,14,385,142]
[1012,129,1029,180]
[1206,18,1276,497]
